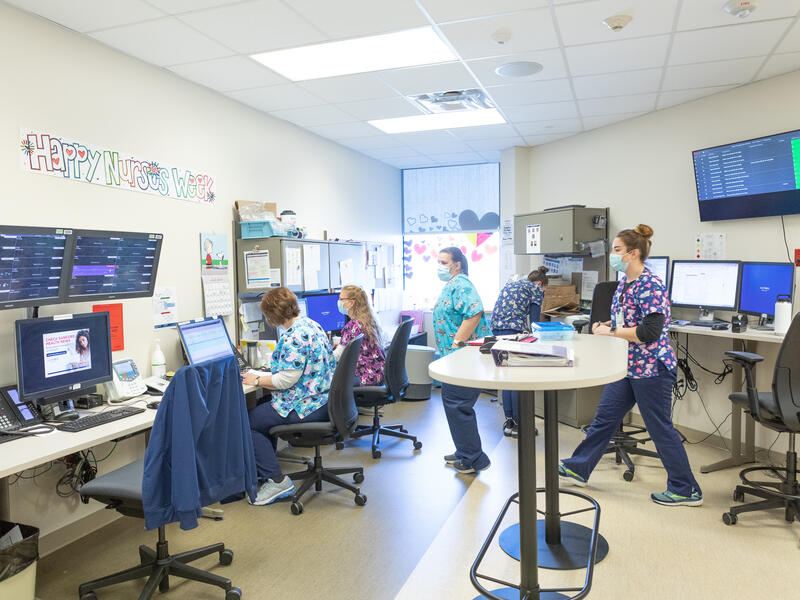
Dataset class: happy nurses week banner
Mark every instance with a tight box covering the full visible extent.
[19,128,216,204]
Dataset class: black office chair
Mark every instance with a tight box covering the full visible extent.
[350,319,423,459]
[270,337,367,515]
[575,280,674,482]
[722,313,800,525]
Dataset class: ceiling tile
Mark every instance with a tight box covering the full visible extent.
[428,152,486,165]
[89,17,232,66]
[361,147,424,159]
[226,83,324,111]
[284,0,427,38]
[777,19,800,53]
[177,0,327,54]
[523,132,575,146]
[169,56,287,91]
[514,118,582,136]
[306,121,383,140]
[467,49,568,86]
[487,79,574,106]
[573,68,662,99]
[677,0,800,30]
[298,74,397,103]
[466,136,526,151]
[565,35,671,77]
[392,131,463,148]
[341,135,407,150]
[439,8,559,60]
[270,105,357,127]
[377,63,478,95]
[146,0,243,13]
[657,86,734,110]
[337,97,423,121]
[662,57,763,90]
[420,0,547,23]
[478,150,503,162]
[555,0,679,46]
[582,112,647,130]
[669,19,794,65]
[449,124,521,141]
[756,52,800,80]
[578,93,656,116]
[385,158,436,169]
[502,101,579,122]
[5,0,164,32]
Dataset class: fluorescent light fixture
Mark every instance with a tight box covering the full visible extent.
[369,109,505,134]
[251,27,456,81]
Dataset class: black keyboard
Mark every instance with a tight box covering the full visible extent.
[686,321,717,327]
[56,406,146,432]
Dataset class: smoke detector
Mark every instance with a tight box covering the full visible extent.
[411,89,495,114]
[491,29,512,45]
[723,0,757,18]
[602,14,633,31]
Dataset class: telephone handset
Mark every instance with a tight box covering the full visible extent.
[0,385,43,431]
[105,358,148,402]
[234,346,252,373]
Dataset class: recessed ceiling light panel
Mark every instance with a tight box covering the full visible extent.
[368,109,506,134]
[251,27,456,81]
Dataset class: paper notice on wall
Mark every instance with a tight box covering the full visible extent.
[502,218,513,245]
[303,244,321,270]
[93,302,124,351]
[244,250,271,289]
[580,270,599,300]
[202,273,233,317]
[526,224,541,253]
[696,233,726,259]
[339,259,355,285]
[561,257,583,279]
[285,247,301,286]
[270,268,281,287]
[242,301,263,324]
[153,286,179,329]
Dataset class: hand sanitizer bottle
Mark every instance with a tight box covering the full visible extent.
[151,340,167,378]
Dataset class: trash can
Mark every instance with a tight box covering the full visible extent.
[405,345,436,400]
[0,521,39,600]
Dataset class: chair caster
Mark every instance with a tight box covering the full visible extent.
[226,587,242,600]
[335,441,344,450]
[413,440,423,450]
[354,493,367,506]
[372,449,382,459]
[219,548,234,565]
[400,427,408,433]
[733,489,745,502]
[291,501,304,515]
[353,472,364,483]
[80,593,98,600]
[623,469,634,482]
[722,512,737,525]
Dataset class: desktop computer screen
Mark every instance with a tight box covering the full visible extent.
[177,318,235,364]
[66,230,162,301]
[15,312,113,404]
[738,262,794,317]
[669,261,741,310]
[0,226,71,309]
[305,293,345,332]
[617,256,670,285]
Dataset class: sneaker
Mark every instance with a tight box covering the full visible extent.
[443,453,459,464]
[503,419,518,438]
[650,490,703,507]
[449,459,490,474]
[558,462,588,487]
[249,476,295,506]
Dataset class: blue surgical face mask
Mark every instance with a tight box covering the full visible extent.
[609,252,628,272]
[438,266,452,281]
[337,300,348,315]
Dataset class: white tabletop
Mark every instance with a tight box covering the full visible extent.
[429,335,629,391]
[669,324,785,344]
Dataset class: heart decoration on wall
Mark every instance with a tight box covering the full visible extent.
[471,250,483,262]
[458,210,500,232]
[414,243,427,254]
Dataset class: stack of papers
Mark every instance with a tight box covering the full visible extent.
[490,340,574,367]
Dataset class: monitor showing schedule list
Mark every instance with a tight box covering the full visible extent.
[669,261,741,310]
[177,318,235,365]
[0,226,71,309]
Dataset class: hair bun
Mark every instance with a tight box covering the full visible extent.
[539,266,549,273]
[634,224,653,239]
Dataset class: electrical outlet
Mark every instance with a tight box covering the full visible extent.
[795,249,800,267]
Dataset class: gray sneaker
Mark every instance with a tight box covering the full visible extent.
[443,453,459,464]
[249,476,295,506]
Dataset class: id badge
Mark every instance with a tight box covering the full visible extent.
[615,310,624,329]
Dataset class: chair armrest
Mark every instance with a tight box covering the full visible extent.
[353,386,387,396]
[572,319,589,333]
[724,351,764,366]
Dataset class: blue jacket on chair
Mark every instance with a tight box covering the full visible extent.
[142,355,258,530]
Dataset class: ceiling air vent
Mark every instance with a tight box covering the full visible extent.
[410,89,495,114]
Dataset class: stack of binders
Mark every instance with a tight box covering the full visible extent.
[490,339,574,367]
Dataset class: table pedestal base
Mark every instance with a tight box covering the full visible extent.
[474,587,568,600]
[498,521,610,570]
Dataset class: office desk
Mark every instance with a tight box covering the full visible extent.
[668,325,784,473]
[429,337,628,600]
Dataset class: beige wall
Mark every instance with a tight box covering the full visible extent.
[522,70,800,453]
[1,3,400,548]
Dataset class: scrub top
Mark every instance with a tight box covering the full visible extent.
[433,274,491,356]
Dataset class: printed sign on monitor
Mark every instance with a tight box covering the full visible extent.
[43,329,92,378]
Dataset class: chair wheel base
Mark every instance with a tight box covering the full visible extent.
[353,472,364,483]
[723,512,737,525]
[733,489,745,502]
[226,587,242,600]
[372,449,382,459]
[335,441,344,450]
[291,501,304,515]
[413,441,423,450]
[219,549,233,565]
[623,469,634,482]
[80,593,98,600]
[355,494,367,506]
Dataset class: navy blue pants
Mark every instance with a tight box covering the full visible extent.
[562,363,701,496]
[248,401,329,481]
[441,382,490,470]
[492,327,520,420]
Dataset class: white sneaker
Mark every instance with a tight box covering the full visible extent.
[249,476,295,506]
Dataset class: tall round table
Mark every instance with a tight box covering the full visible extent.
[429,335,628,600]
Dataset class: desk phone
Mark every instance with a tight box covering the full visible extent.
[0,384,43,431]
[105,358,148,401]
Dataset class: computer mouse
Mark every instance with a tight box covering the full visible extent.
[711,323,729,330]
[146,400,161,410]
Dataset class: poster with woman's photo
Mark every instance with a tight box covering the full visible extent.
[43,329,92,377]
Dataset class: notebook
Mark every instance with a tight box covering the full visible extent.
[490,339,574,367]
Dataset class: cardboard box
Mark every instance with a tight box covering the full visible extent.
[235,201,278,222]
[542,284,581,316]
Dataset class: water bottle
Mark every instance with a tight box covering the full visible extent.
[151,340,167,378]
[774,294,792,336]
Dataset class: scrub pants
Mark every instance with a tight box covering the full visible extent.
[248,401,329,481]
[561,363,701,497]
[441,383,491,470]
[492,327,520,421]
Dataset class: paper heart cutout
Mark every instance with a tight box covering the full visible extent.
[65,146,75,158]
[422,255,431,262]
[52,157,60,166]
[413,243,427,254]
[431,216,438,223]
[78,149,86,158]
[419,214,429,223]
[460,246,467,254]
[447,219,458,230]
[458,210,500,232]
[484,243,498,254]
[406,217,417,226]
[471,250,483,262]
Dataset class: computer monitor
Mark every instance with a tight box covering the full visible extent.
[65,230,162,301]
[305,293,345,332]
[617,256,670,285]
[15,312,113,406]
[0,225,72,310]
[738,262,794,317]
[669,260,741,314]
[177,318,235,364]
[297,297,307,318]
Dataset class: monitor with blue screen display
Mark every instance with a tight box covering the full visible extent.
[177,318,234,364]
[738,262,794,317]
[305,293,345,331]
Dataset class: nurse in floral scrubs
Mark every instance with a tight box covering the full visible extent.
[559,225,703,507]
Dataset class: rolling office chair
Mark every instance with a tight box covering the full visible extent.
[722,313,800,526]
[575,280,676,482]
[78,357,254,600]
[270,337,367,515]
[349,319,423,459]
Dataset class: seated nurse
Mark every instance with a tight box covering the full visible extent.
[242,287,336,506]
